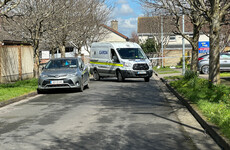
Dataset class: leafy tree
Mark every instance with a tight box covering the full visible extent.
[140,38,157,54]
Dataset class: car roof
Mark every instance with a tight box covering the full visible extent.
[50,57,79,61]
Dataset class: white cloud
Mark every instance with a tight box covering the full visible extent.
[111,2,134,17]
[117,0,127,4]
[120,4,134,15]
[116,18,137,37]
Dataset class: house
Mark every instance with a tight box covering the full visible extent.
[137,16,209,66]
[99,20,129,42]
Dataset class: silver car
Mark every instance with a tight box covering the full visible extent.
[198,53,230,74]
[37,57,89,93]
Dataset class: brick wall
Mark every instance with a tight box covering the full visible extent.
[163,49,192,66]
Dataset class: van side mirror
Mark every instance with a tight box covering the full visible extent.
[80,64,84,70]
[112,56,118,62]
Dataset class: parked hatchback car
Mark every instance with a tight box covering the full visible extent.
[37,57,89,93]
[198,53,230,74]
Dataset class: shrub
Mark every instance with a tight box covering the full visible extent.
[183,70,198,80]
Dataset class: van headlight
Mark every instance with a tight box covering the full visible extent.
[148,62,153,68]
[123,62,132,67]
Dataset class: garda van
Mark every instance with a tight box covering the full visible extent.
[90,42,153,82]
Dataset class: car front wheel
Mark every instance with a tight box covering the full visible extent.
[201,65,209,74]
[78,81,84,92]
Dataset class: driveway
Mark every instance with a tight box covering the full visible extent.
[0,77,220,150]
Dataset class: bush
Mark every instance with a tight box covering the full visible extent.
[183,70,198,80]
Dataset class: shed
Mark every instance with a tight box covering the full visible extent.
[0,40,34,83]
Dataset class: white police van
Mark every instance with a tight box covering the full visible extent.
[90,42,153,82]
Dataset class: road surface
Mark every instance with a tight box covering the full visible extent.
[0,76,220,150]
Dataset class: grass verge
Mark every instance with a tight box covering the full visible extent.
[0,78,38,102]
[153,66,180,74]
[169,76,230,140]
[220,72,230,77]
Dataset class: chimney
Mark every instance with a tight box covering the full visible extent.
[111,20,118,31]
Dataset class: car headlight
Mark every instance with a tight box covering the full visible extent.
[68,73,77,77]
[40,74,48,78]
[123,62,132,67]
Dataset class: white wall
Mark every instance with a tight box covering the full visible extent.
[100,32,127,42]
[138,34,209,45]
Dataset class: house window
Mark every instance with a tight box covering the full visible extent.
[169,35,176,41]
[189,34,193,37]
[65,47,74,53]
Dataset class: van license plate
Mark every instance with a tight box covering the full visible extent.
[50,80,63,84]
[137,71,146,74]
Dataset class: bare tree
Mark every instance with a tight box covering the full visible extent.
[2,0,64,78]
[140,0,230,84]
[67,0,112,55]
[140,0,207,72]
[192,0,230,85]
[0,0,20,15]
[43,0,112,58]
[129,31,139,43]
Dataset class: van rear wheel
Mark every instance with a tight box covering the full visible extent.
[93,69,100,81]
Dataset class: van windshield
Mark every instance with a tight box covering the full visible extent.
[117,48,146,59]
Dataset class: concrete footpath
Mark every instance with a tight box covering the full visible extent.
[154,71,230,150]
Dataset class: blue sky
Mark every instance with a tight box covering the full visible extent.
[109,0,143,38]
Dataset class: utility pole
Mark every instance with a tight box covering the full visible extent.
[161,16,164,68]
[182,14,185,75]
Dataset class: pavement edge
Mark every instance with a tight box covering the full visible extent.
[0,91,37,108]
[156,73,230,150]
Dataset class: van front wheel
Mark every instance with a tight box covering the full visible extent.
[117,71,124,82]
[144,77,150,82]
[93,69,100,81]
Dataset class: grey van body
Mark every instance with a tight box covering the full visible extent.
[90,42,153,82]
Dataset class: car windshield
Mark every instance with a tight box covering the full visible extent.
[45,59,78,69]
[117,48,146,59]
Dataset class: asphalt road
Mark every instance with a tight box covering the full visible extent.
[0,76,220,150]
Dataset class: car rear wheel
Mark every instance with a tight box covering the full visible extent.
[117,71,124,82]
[93,69,100,81]
[201,65,209,74]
